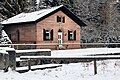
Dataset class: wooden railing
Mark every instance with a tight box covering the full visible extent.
[20,55,120,75]
[0,43,120,49]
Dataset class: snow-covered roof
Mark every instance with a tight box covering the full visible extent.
[2,5,86,26]
[2,5,63,24]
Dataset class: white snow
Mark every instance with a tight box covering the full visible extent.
[1,48,120,80]
[16,58,25,61]
[20,55,120,59]
[52,48,120,56]
[16,64,62,71]
[17,48,120,61]
[2,5,63,24]
[0,47,15,51]
[16,49,51,53]
[2,30,12,43]
[0,30,12,44]
[0,49,8,54]
[1,60,120,80]
[0,47,15,54]
[36,0,40,4]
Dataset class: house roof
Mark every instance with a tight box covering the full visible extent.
[2,5,86,26]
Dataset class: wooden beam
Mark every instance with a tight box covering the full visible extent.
[28,59,31,70]
[20,55,120,60]
[20,55,120,75]
[94,59,97,75]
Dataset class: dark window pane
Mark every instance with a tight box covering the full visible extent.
[57,16,65,23]
[70,31,73,40]
[68,30,76,40]
[43,29,53,41]
[57,16,61,22]
[45,30,50,40]
[46,33,49,36]
[70,34,73,40]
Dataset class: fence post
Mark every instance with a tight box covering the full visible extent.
[94,59,97,75]
[28,59,31,70]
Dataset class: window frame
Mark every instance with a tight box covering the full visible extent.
[57,16,65,23]
[43,29,53,41]
[68,30,76,41]
[69,31,73,40]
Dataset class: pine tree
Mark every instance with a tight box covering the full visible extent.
[1,0,120,43]
[0,0,37,21]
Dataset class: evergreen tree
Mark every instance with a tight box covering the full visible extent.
[1,0,120,44]
[0,0,37,21]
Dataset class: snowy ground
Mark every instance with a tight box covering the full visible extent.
[52,48,120,56]
[1,59,120,80]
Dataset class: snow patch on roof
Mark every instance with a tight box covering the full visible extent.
[2,5,63,24]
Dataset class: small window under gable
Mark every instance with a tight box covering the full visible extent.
[57,16,65,23]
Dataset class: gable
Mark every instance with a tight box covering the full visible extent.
[37,10,80,29]
[36,6,86,27]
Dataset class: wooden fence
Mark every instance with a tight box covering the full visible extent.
[1,43,120,50]
[20,55,120,75]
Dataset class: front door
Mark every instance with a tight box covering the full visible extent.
[58,32,62,46]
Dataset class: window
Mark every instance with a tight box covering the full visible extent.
[16,30,20,41]
[69,31,73,40]
[68,30,76,40]
[57,16,65,23]
[43,29,53,41]
[45,30,50,39]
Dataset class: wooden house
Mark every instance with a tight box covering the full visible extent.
[2,5,86,49]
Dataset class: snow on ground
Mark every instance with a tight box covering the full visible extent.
[16,49,51,53]
[1,59,120,80]
[2,48,120,80]
[52,48,120,56]
[16,64,62,71]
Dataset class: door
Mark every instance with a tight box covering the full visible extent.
[58,32,62,46]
